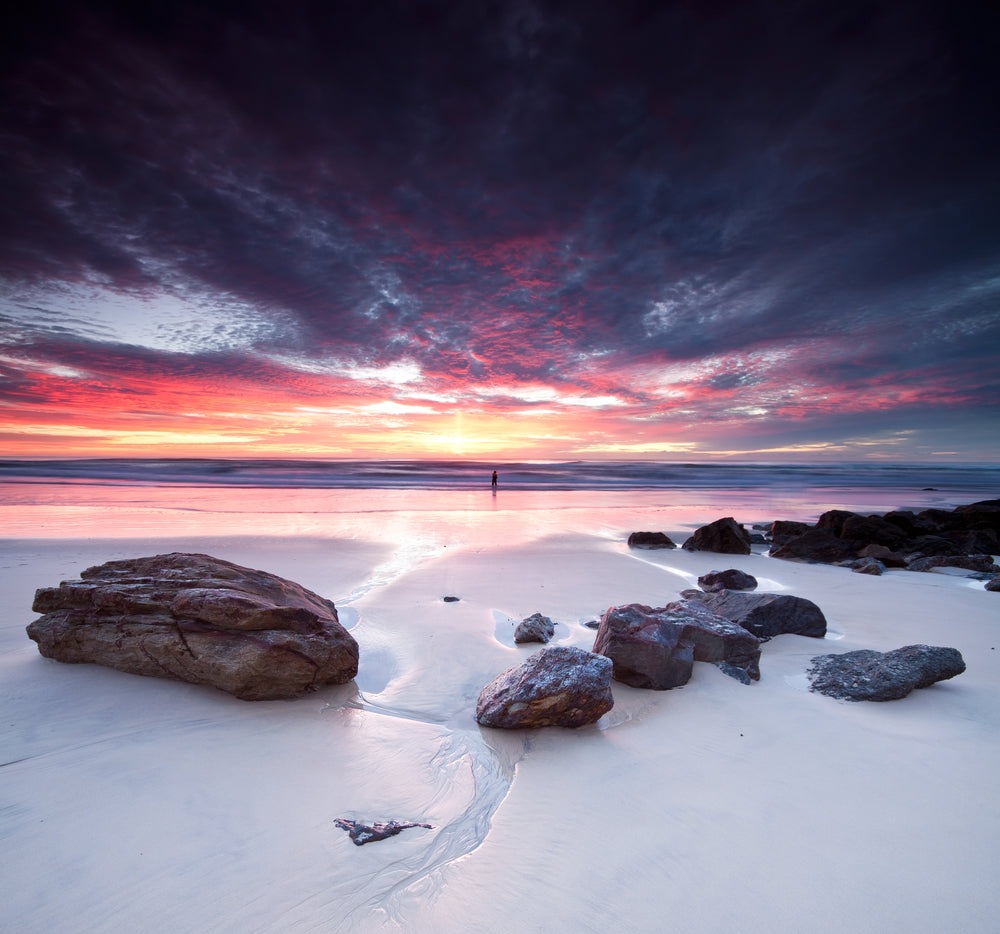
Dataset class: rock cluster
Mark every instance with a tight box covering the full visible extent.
[768,500,1000,576]
[591,600,761,688]
[27,553,359,700]
[807,645,966,701]
[475,646,614,729]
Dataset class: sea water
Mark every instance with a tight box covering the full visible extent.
[0,458,995,541]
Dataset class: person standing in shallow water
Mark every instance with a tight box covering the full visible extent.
[491,470,498,489]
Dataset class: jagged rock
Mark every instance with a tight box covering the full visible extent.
[808,645,966,701]
[851,558,886,575]
[840,514,909,550]
[334,818,433,846]
[907,555,998,574]
[475,646,614,728]
[695,590,827,641]
[770,528,858,563]
[627,531,677,549]
[941,529,1000,555]
[26,553,359,700]
[815,510,860,536]
[882,510,940,537]
[592,601,760,689]
[857,544,907,568]
[769,520,811,546]
[514,612,555,644]
[697,569,758,592]
[681,517,751,555]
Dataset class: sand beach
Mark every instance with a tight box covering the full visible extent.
[2,476,999,932]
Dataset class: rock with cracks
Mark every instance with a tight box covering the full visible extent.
[334,818,433,846]
[592,601,761,689]
[514,612,555,644]
[807,645,966,701]
[27,552,359,700]
[692,590,827,641]
[476,646,614,729]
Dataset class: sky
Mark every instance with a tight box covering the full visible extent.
[1,0,998,463]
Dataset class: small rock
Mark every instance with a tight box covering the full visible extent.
[851,558,885,576]
[334,818,433,846]
[442,595,461,602]
[697,569,758,593]
[986,577,1000,592]
[476,646,614,729]
[808,645,966,701]
[627,531,677,549]
[514,612,555,644]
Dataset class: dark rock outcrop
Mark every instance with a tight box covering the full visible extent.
[27,553,359,700]
[514,612,555,644]
[815,510,859,536]
[770,528,858,564]
[334,818,433,846]
[986,576,1000,592]
[694,590,827,641]
[697,569,758,593]
[769,520,811,546]
[592,601,761,689]
[840,514,909,551]
[808,645,966,701]
[475,646,614,728]
[906,555,998,574]
[681,517,751,555]
[627,531,677,549]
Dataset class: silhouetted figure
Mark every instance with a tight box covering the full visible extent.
[491,470,498,489]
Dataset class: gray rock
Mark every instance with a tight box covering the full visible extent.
[681,517,752,555]
[627,531,677,549]
[986,576,1000,592]
[697,569,758,593]
[475,646,614,729]
[697,590,827,641]
[514,612,555,644]
[808,645,966,701]
[851,558,886,575]
[27,553,359,700]
[592,601,760,689]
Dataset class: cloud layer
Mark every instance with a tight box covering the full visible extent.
[1,0,998,460]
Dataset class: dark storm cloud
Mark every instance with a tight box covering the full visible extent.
[1,0,998,420]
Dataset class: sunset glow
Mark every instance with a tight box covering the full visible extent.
[1,2,997,462]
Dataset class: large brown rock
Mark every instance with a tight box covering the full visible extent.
[592,601,761,689]
[27,553,359,700]
[475,646,614,729]
[681,517,752,555]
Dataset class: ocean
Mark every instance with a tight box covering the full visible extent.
[0,458,996,541]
